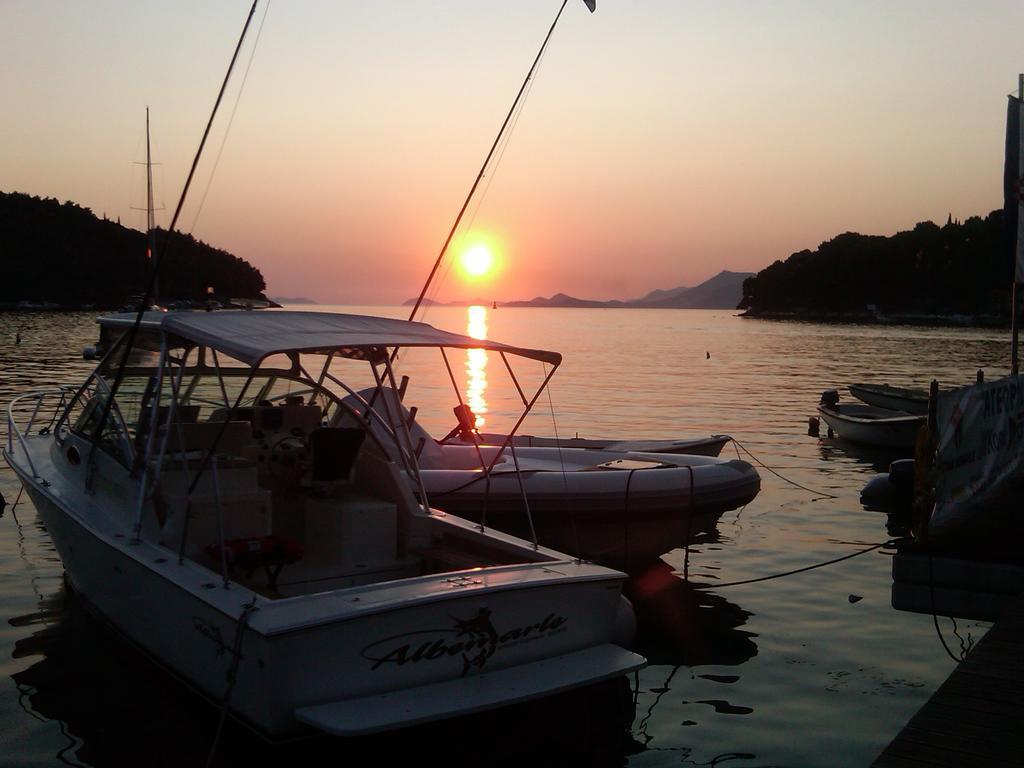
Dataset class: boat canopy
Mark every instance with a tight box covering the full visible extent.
[97,310,562,367]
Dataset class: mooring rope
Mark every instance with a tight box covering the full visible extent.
[687,539,897,590]
[206,595,259,768]
[927,546,973,663]
[729,437,839,499]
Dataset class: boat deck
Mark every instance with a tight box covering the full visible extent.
[872,591,1024,767]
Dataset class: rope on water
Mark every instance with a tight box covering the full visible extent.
[729,437,839,499]
[687,539,897,589]
[927,545,973,663]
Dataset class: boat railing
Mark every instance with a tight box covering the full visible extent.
[6,387,75,477]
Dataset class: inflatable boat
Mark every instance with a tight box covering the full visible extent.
[341,389,761,568]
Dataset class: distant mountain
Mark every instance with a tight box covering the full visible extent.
[499,271,752,309]
[634,285,689,304]
[638,270,753,309]
[272,296,317,305]
[401,297,493,307]
[0,191,267,307]
[503,293,627,309]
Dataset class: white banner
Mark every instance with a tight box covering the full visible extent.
[931,375,1024,533]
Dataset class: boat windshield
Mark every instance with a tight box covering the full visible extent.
[62,376,135,467]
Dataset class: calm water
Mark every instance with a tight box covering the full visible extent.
[0,307,1010,767]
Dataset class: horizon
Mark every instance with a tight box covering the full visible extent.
[4,1,1023,303]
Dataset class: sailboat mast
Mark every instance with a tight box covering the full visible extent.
[145,106,159,302]
[88,0,260,450]
[146,107,155,241]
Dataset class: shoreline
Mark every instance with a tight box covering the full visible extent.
[738,308,1010,329]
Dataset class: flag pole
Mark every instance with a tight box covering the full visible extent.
[1013,74,1023,376]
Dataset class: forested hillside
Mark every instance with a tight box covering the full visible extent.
[739,211,1011,322]
[1,191,266,306]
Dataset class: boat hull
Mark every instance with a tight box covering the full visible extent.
[446,433,731,457]
[817,404,924,449]
[420,449,760,567]
[848,383,929,415]
[7,443,641,737]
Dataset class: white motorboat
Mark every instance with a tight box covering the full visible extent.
[4,310,644,738]
[816,390,924,449]
[341,388,761,568]
[848,383,929,415]
[442,430,732,457]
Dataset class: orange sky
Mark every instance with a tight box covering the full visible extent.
[3,1,1024,303]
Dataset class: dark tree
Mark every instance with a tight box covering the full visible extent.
[0,191,267,306]
[738,210,1010,321]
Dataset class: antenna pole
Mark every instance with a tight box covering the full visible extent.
[406,0,573,323]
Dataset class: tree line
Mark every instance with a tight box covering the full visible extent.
[0,191,266,306]
[739,210,1012,320]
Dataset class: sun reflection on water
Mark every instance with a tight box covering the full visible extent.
[466,305,488,428]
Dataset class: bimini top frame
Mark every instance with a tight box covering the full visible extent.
[96,310,561,368]
[88,309,562,548]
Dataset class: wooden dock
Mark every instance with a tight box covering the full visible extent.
[873,592,1024,767]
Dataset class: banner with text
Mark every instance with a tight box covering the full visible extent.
[931,375,1024,533]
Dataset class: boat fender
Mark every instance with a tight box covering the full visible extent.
[889,458,915,485]
[807,416,820,437]
[83,345,98,361]
[819,389,840,407]
[859,474,895,510]
[613,595,637,646]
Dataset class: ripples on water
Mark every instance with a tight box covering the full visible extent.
[0,307,1006,766]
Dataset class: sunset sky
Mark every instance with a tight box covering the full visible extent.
[4,1,1024,304]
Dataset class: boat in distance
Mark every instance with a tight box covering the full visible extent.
[816,390,924,449]
[342,389,761,569]
[848,382,929,415]
[4,310,645,737]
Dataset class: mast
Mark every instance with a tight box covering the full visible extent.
[88,0,261,451]
[146,107,155,249]
[146,106,158,302]
[132,107,162,301]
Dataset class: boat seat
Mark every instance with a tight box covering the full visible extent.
[136,405,201,447]
[211,404,324,438]
[309,427,365,484]
[159,420,253,457]
[158,465,273,559]
[338,387,448,469]
[139,404,201,427]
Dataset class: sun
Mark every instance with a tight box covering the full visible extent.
[460,244,494,278]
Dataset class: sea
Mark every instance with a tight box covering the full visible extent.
[0,306,1011,767]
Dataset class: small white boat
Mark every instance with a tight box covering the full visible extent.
[443,430,732,457]
[817,391,924,449]
[4,310,644,737]
[848,383,929,415]
[341,389,761,567]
